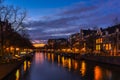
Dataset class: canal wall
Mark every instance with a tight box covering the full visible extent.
[83,56,120,66]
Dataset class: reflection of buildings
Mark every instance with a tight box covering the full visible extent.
[35,53,44,64]
[16,69,20,80]
[45,53,86,73]
[94,66,112,80]
[80,61,86,76]
[94,66,102,80]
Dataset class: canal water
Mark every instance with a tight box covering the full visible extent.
[9,52,120,80]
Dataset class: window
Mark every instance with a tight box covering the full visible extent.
[109,44,111,50]
[96,39,99,43]
[100,38,103,43]
[96,38,103,44]
[104,43,111,50]
[106,44,109,50]
[96,45,100,50]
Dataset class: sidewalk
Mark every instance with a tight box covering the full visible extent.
[0,60,23,80]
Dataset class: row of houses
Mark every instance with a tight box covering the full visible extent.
[46,24,120,56]
[0,20,33,56]
[69,24,120,56]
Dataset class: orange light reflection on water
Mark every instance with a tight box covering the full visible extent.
[28,61,31,68]
[35,53,44,64]
[58,55,60,66]
[80,61,86,76]
[94,66,102,80]
[24,61,27,72]
[74,60,78,70]
[68,58,71,71]
[51,54,54,63]
[48,53,51,61]
[16,69,20,80]
[62,56,65,67]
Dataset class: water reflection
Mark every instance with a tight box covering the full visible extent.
[45,53,120,80]
[9,52,120,80]
[51,54,54,63]
[46,53,85,72]
[61,56,65,67]
[47,53,51,61]
[73,60,78,70]
[58,55,60,66]
[68,58,71,71]
[94,66,113,80]
[24,61,27,72]
[35,53,44,64]
[15,69,20,80]
[94,66,102,80]
[80,61,86,77]
[8,60,32,80]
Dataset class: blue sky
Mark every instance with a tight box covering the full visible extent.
[5,0,81,17]
[4,0,120,43]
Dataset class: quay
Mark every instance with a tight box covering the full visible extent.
[0,52,34,80]
[0,60,23,80]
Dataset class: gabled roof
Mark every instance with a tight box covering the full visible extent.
[102,24,120,34]
[82,29,97,36]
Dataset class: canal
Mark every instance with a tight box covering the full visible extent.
[8,52,120,80]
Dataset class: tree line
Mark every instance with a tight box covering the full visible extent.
[0,0,33,56]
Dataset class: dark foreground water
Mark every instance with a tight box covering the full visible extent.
[8,52,120,80]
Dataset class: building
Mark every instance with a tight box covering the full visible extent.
[0,20,13,56]
[69,29,97,53]
[47,38,69,51]
[69,24,120,56]
[95,24,120,56]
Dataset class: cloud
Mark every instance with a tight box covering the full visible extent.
[25,0,120,42]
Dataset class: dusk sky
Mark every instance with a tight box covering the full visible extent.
[4,0,120,43]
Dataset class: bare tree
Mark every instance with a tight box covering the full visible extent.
[0,1,27,32]
[0,0,28,56]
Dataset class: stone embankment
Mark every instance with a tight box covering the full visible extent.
[83,56,120,66]
[0,60,23,80]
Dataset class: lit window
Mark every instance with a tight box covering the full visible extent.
[105,44,111,50]
[106,44,109,50]
[96,39,99,43]
[109,44,111,50]
[96,38,103,44]
[100,38,103,43]
[96,45,100,50]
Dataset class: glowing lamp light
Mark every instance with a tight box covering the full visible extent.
[6,48,9,51]
[10,47,14,51]
[16,48,20,51]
